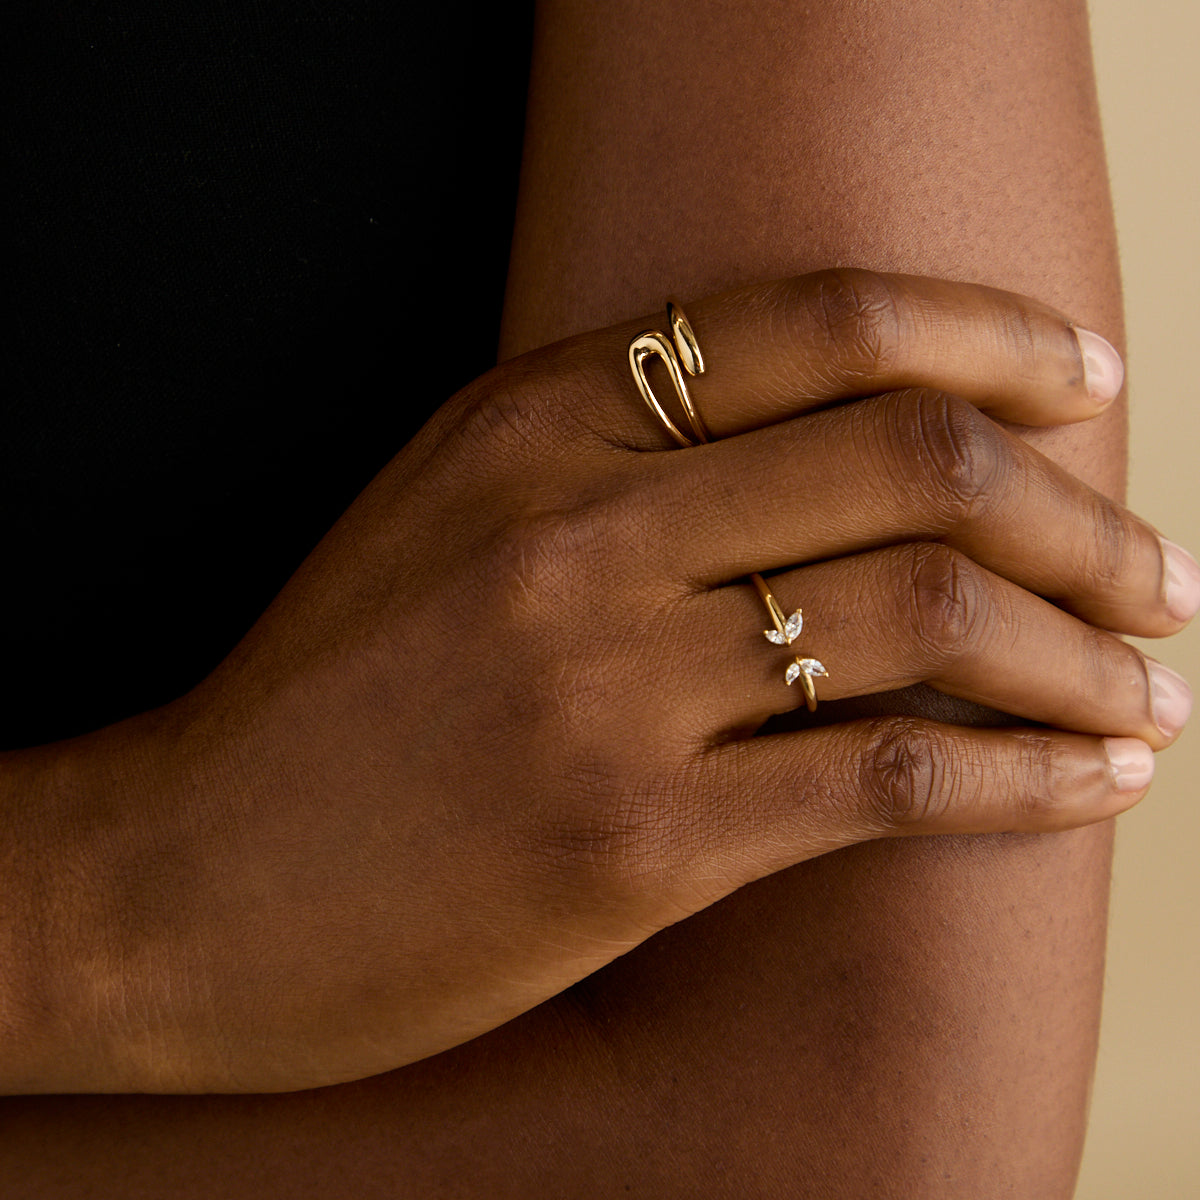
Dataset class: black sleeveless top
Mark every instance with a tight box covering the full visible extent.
[5,2,534,749]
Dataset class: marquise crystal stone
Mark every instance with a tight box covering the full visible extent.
[763,610,803,645]
[785,658,828,686]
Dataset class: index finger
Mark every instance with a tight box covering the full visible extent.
[582,268,1123,447]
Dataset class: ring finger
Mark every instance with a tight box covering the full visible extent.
[688,542,1192,750]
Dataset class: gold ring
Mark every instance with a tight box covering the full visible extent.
[628,302,829,709]
[751,575,828,712]
[627,302,710,447]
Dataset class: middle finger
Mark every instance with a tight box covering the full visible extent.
[638,388,1188,639]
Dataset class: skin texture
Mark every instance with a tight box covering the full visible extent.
[0,271,1177,1096]
[500,0,1137,1192]
[501,4,1127,1193]
[0,1,1187,1198]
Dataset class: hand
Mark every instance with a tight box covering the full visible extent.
[20,270,1195,1093]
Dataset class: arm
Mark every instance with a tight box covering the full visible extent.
[497,0,1123,1192]
[0,3,1165,1196]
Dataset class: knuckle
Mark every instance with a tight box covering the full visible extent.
[1078,620,1136,699]
[532,772,680,903]
[997,298,1043,380]
[859,717,952,828]
[452,347,601,462]
[488,508,590,620]
[1079,495,1142,594]
[797,267,904,378]
[902,543,987,666]
[484,480,647,626]
[470,482,662,758]
[458,378,553,460]
[1008,730,1066,822]
[901,390,1007,524]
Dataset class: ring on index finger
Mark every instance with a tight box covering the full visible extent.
[627,301,711,447]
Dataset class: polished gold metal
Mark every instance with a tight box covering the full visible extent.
[796,667,819,712]
[667,300,705,378]
[628,301,827,708]
[752,574,796,642]
[628,330,700,448]
[628,299,712,448]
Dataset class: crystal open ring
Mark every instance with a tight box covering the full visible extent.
[628,302,829,710]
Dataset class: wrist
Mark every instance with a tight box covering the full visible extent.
[0,717,168,1093]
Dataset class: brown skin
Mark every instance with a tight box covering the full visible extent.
[502,0,1133,1193]
[2,271,1175,1095]
[0,2,1191,1198]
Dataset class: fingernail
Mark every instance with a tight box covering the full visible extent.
[1073,327,1125,404]
[1104,737,1156,792]
[1162,538,1200,622]
[1147,660,1193,738]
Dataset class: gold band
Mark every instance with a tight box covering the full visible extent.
[627,301,711,448]
[750,574,827,712]
[629,303,828,709]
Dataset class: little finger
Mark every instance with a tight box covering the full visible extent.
[669,720,1154,895]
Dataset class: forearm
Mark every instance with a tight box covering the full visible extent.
[500,0,1123,1191]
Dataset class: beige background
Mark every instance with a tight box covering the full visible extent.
[1076,2,1200,1196]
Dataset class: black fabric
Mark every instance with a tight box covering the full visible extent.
[4,2,534,748]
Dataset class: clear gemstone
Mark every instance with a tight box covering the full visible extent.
[785,662,801,686]
[784,611,803,643]
[798,658,827,677]
[764,629,787,645]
